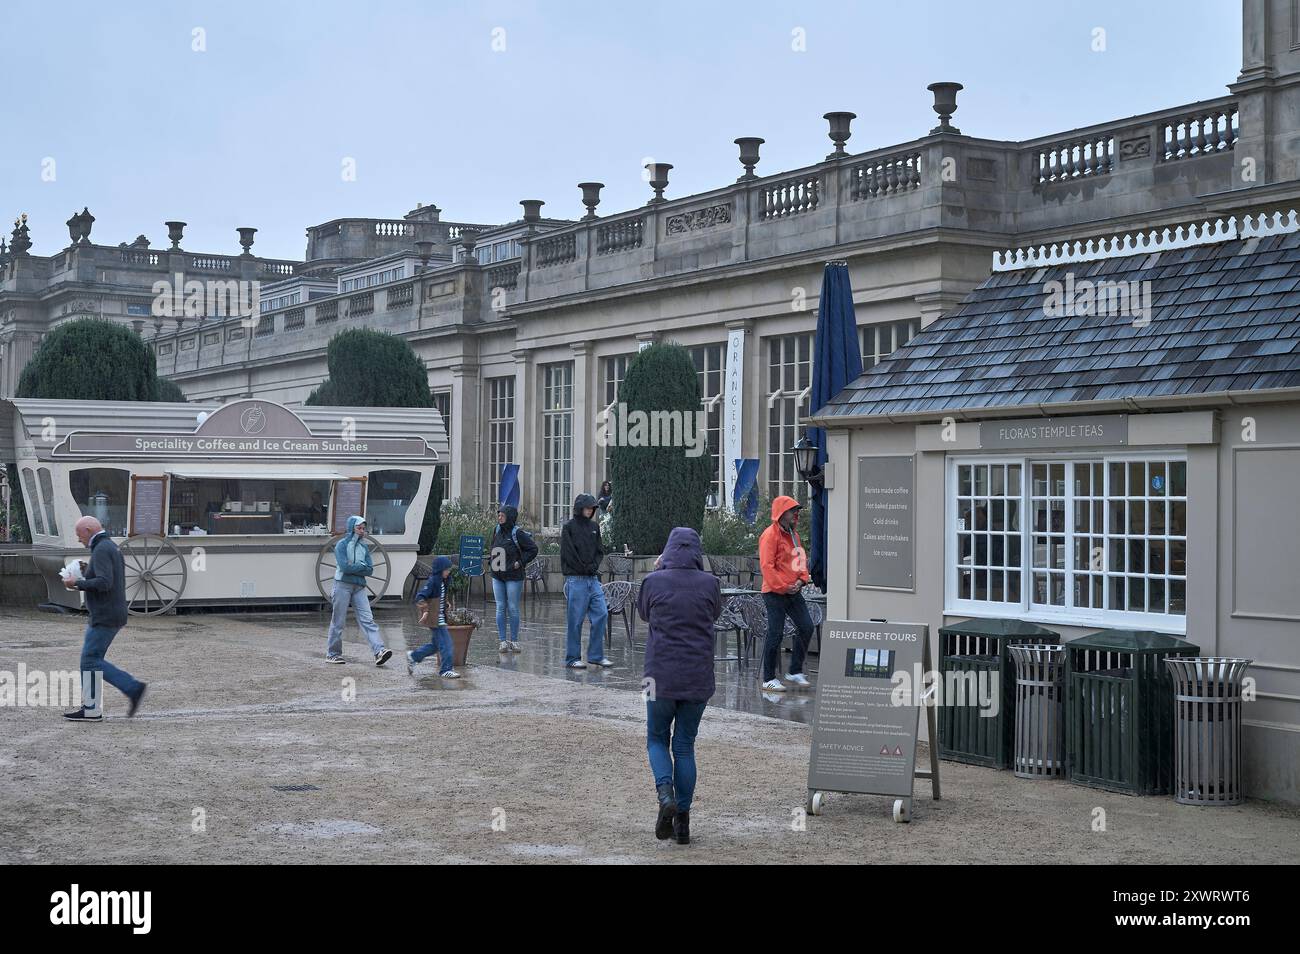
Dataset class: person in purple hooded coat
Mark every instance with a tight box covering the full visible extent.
[637,526,722,845]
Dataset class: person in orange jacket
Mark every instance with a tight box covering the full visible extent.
[757,495,815,692]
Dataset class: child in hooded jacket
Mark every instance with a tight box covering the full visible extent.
[408,556,460,678]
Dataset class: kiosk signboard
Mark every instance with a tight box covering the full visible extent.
[807,620,928,799]
[857,455,915,590]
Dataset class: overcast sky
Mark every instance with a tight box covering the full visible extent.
[1,0,1241,261]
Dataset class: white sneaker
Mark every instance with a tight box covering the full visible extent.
[508,641,521,653]
[568,660,588,669]
[405,651,416,675]
[785,673,811,688]
[589,657,615,668]
[761,679,786,692]
[499,642,511,654]
[441,670,462,679]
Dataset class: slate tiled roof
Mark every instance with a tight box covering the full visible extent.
[818,231,1300,421]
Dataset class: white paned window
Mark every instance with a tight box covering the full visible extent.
[860,319,920,367]
[766,333,813,500]
[947,456,1188,630]
[487,376,515,505]
[542,362,574,529]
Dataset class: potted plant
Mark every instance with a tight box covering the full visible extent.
[445,606,479,669]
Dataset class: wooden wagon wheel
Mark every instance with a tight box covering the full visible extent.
[120,534,187,616]
[316,534,391,602]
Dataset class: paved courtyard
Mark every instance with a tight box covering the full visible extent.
[1,600,1297,864]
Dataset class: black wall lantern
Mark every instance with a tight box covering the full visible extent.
[792,436,824,488]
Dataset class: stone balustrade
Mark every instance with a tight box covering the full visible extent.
[119,249,162,266]
[1034,134,1115,185]
[487,262,520,290]
[536,232,577,267]
[596,216,644,254]
[315,300,338,323]
[759,173,821,219]
[189,255,235,271]
[848,151,922,199]
[373,221,413,237]
[1159,105,1239,162]
[386,283,414,309]
[347,291,374,317]
[284,307,305,330]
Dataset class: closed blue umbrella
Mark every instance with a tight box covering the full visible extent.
[808,262,863,591]
[733,457,760,525]
[498,463,521,508]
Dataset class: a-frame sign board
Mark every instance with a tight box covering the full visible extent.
[805,620,942,823]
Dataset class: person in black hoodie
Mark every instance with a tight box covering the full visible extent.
[489,505,538,653]
[560,493,613,669]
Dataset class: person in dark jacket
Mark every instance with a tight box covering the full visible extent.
[62,516,146,721]
[489,505,538,653]
[596,480,613,514]
[408,556,459,678]
[637,526,721,845]
[560,493,612,669]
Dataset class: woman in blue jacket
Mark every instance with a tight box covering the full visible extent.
[327,515,391,665]
[637,526,722,845]
[408,556,460,679]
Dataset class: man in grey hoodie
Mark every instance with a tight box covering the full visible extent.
[326,515,392,666]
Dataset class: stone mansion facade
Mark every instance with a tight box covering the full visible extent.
[5,1,1300,528]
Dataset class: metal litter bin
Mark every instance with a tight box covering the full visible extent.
[1009,644,1067,779]
[938,618,1060,769]
[1066,630,1199,795]
[1165,658,1252,806]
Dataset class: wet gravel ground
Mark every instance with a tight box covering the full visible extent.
[1,604,1297,864]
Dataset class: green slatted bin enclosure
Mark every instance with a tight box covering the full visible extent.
[1066,630,1199,795]
[938,618,1061,769]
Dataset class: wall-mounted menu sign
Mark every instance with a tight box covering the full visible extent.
[807,620,928,798]
[979,414,1127,449]
[129,476,168,536]
[331,479,367,535]
[857,455,914,590]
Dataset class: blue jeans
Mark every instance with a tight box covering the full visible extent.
[411,625,456,674]
[327,582,385,658]
[762,592,814,682]
[647,699,707,812]
[80,624,142,713]
[492,578,524,642]
[564,576,607,665]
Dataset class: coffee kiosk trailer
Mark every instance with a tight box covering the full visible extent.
[0,398,448,613]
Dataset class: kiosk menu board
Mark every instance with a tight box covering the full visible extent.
[129,476,168,536]
[331,479,367,534]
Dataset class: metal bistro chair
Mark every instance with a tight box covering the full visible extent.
[743,555,762,588]
[604,554,634,583]
[714,593,749,664]
[801,583,826,655]
[602,579,638,646]
[525,555,549,598]
[708,556,742,587]
[737,591,816,673]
